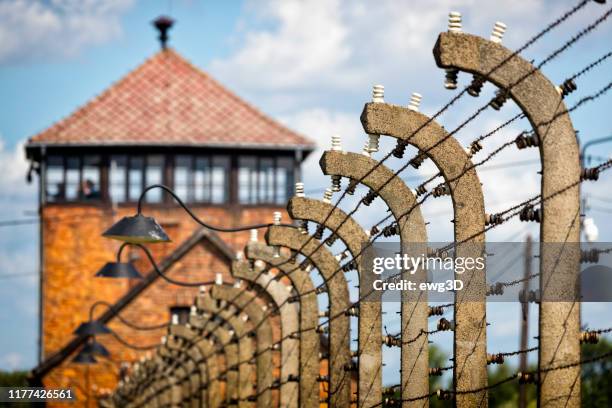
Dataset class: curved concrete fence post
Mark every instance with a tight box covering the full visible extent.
[168,324,212,408]
[158,346,184,408]
[183,318,236,406]
[166,333,194,407]
[245,242,320,408]
[209,284,275,408]
[433,30,581,407]
[232,259,300,408]
[286,196,379,408]
[266,224,352,407]
[194,292,255,408]
[361,103,487,406]
[320,150,429,406]
[160,328,216,408]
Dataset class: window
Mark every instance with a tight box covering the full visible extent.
[238,157,257,204]
[238,156,295,204]
[82,156,101,200]
[170,306,191,325]
[172,155,230,204]
[128,157,144,202]
[110,155,127,203]
[276,157,294,204]
[46,156,64,202]
[211,156,230,203]
[45,155,101,202]
[145,155,164,203]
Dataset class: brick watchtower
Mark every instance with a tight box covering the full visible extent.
[25,17,314,405]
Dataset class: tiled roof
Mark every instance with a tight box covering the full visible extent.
[27,49,314,149]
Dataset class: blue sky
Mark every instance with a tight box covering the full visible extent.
[0,0,611,386]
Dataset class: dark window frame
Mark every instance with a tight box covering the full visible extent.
[42,147,298,207]
[45,154,103,203]
[237,155,294,205]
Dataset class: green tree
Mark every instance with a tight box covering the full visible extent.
[581,338,612,407]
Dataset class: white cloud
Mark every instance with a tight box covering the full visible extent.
[0,137,35,206]
[0,136,38,287]
[0,352,23,370]
[210,0,570,101]
[0,0,134,64]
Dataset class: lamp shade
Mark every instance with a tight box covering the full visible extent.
[72,349,97,364]
[82,340,110,357]
[102,214,171,244]
[96,262,143,279]
[74,320,111,336]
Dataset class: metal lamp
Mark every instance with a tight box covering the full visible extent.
[74,320,111,336]
[96,261,142,279]
[102,214,170,244]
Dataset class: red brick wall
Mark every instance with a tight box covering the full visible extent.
[40,203,288,406]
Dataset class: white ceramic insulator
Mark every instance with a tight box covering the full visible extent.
[295,182,305,197]
[323,188,333,203]
[361,140,371,157]
[190,305,198,316]
[234,279,242,288]
[331,134,342,151]
[250,229,258,242]
[273,211,282,225]
[304,264,313,273]
[464,146,473,157]
[448,11,462,33]
[372,84,385,103]
[199,285,206,294]
[490,21,507,43]
[255,259,266,269]
[215,273,223,285]
[171,314,179,325]
[161,336,167,344]
[273,246,281,258]
[408,92,422,111]
[367,134,380,152]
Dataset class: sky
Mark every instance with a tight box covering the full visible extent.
[0,0,611,386]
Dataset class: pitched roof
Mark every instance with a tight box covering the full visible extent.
[26,49,314,150]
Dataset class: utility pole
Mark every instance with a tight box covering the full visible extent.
[519,234,532,408]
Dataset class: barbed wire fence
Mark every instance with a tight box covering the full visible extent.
[99,2,612,407]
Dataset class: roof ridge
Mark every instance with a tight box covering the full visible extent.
[25,48,315,150]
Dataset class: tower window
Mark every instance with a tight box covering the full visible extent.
[238,156,294,204]
[45,155,101,202]
[173,155,230,204]
[109,155,167,204]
